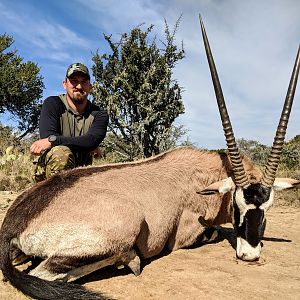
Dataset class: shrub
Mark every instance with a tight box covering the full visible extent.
[0,124,35,191]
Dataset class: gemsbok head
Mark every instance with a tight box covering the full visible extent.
[199,16,299,261]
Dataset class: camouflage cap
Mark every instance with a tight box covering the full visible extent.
[66,63,90,79]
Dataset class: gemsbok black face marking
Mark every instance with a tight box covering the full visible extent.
[243,184,272,206]
[199,15,299,261]
[232,184,272,260]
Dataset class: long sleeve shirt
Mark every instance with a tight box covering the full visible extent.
[39,94,109,165]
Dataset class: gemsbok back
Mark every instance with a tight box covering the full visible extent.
[0,17,299,300]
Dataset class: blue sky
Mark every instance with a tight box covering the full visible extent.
[0,0,299,149]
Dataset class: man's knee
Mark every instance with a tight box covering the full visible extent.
[45,146,76,177]
[34,146,76,182]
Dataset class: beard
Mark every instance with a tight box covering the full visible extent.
[72,91,86,104]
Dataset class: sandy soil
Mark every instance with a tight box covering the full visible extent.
[0,191,299,300]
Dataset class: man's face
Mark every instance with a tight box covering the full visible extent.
[63,73,92,105]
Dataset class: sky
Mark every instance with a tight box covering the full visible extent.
[0,0,299,149]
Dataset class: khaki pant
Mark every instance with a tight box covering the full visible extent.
[34,146,76,182]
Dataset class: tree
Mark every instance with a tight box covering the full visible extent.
[237,136,300,171]
[92,18,185,160]
[281,135,300,170]
[99,124,194,163]
[0,34,44,138]
[237,138,270,166]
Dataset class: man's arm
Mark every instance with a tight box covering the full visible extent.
[30,96,62,155]
[39,96,63,138]
[30,97,109,155]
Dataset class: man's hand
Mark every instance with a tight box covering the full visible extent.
[30,138,52,155]
[90,147,102,158]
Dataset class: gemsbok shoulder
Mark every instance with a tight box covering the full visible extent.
[0,17,299,300]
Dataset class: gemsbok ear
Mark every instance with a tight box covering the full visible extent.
[197,177,235,195]
[273,178,300,191]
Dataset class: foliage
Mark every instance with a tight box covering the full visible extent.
[237,138,270,166]
[0,123,35,191]
[96,124,194,163]
[281,135,300,170]
[92,18,185,160]
[156,124,194,153]
[237,137,300,171]
[0,123,19,154]
[0,34,44,137]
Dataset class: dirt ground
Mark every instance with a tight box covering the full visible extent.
[0,191,299,300]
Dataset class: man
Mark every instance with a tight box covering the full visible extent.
[30,63,109,182]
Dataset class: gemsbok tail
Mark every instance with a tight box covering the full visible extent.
[0,235,111,300]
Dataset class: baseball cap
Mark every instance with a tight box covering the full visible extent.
[66,63,90,79]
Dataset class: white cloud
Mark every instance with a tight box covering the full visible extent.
[74,0,165,32]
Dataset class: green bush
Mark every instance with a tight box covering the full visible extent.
[0,124,35,191]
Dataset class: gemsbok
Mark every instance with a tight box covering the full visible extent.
[0,17,299,300]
